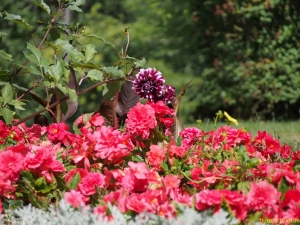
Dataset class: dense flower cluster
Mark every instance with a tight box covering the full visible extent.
[133,68,176,103]
[0,101,300,224]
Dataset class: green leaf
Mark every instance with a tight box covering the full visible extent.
[34,176,57,194]
[103,67,124,78]
[55,39,85,62]
[103,81,121,101]
[1,82,14,104]
[2,11,32,29]
[85,44,97,62]
[67,172,80,189]
[84,34,120,54]
[134,57,146,67]
[27,66,41,75]
[5,199,23,210]
[26,42,41,64]
[0,70,10,81]
[237,181,250,193]
[71,62,100,70]
[23,51,39,64]
[10,100,26,110]
[278,177,289,197]
[68,0,85,12]
[0,50,13,61]
[131,155,144,162]
[87,69,103,81]
[0,107,13,124]
[32,0,50,15]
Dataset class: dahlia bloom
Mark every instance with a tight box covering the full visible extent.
[133,68,175,103]
[126,102,157,139]
[133,68,165,101]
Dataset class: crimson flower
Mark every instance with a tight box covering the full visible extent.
[246,180,281,211]
[126,102,157,139]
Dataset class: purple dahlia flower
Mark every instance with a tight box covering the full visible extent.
[133,68,165,102]
[161,85,176,104]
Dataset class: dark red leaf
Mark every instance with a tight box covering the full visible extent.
[115,80,140,117]
[99,93,119,128]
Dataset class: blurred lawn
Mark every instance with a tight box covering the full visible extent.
[191,119,300,151]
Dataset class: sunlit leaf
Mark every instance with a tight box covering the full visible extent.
[85,44,96,62]
[86,69,103,81]
[32,0,50,15]
[0,50,12,61]
[2,11,32,29]
[1,82,14,104]
[103,67,124,78]
[0,107,13,124]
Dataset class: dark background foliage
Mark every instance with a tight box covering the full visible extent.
[1,0,300,124]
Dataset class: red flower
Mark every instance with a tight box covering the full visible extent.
[24,147,65,183]
[157,201,177,219]
[46,123,69,143]
[94,126,133,164]
[125,193,149,213]
[220,190,247,221]
[246,181,281,211]
[195,190,222,211]
[126,102,157,139]
[163,175,181,193]
[64,190,88,208]
[0,150,24,182]
[147,145,166,170]
[147,101,174,118]
[89,113,105,127]
[78,172,105,196]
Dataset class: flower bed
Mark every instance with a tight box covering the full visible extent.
[1,98,300,224]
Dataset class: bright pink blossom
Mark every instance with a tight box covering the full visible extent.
[147,145,166,170]
[126,102,157,139]
[24,148,65,183]
[246,181,281,211]
[195,190,222,211]
[78,172,105,196]
[125,193,149,213]
[94,126,133,164]
[46,122,70,142]
[64,190,88,208]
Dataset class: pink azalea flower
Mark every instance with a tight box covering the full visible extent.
[195,190,222,211]
[125,193,149,213]
[147,145,166,170]
[163,175,181,192]
[24,148,65,183]
[126,102,157,139]
[46,122,70,143]
[246,180,281,211]
[89,113,105,127]
[94,126,133,164]
[0,150,24,182]
[78,172,105,196]
[128,162,149,180]
[64,190,88,208]
[157,201,177,219]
